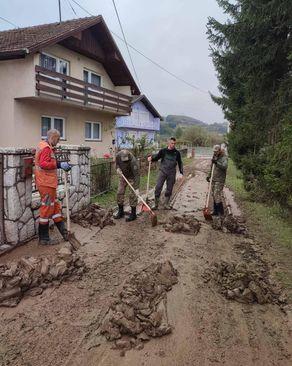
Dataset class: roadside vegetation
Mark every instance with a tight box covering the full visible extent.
[227,160,292,300]
[207,0,292,208]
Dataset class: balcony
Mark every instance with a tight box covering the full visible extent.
[34,66,132,115]
[116,115,160,131]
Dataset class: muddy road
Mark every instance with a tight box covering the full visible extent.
[0,157,291,366]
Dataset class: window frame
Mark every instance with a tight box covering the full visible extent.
[39,52,70,75]
[84,121,102,142]
[83,68,102,88]
[41,115,66,140]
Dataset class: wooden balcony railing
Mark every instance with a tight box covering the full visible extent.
[35,65,132,114]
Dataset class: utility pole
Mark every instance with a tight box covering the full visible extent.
[58,0,62,23]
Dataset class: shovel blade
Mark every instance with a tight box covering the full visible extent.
[68,232,81,250]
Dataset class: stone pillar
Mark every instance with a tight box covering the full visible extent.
[58,145,91,215]
[1,148,35,245]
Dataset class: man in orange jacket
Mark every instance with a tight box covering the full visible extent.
[35,129,71,245]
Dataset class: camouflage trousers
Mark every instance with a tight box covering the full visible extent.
[211,181,224,204]
[117,177,138,207]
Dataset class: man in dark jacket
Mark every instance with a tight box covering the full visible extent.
[148,137,183,209]
[206,145,228,216]
[115,149,140,222]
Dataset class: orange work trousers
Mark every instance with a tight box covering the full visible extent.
[38,186,63,225]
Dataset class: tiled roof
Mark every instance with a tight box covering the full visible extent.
[0,16,101,54]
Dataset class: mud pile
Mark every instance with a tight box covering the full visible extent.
[164,214,201,235]
[100,261,178,355]
[0,245,86,307]
[212,214,246,234]
[71,204,115,229]
[203,260,285,305]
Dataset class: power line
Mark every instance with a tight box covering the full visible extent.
[111,30,209,94]
[111,0,142,91]
[69,0,209,94]
[0,16,18,28]
[66,0,78,17]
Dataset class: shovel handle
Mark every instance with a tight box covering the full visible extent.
[146,160,151,198]
[205,164,215,208]
[120,172,154,214]
[64,171,71,233]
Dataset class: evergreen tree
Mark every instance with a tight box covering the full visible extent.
[207,0,292,205]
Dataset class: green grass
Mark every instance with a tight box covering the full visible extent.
[226,160,292,299]
[91,168,158,208]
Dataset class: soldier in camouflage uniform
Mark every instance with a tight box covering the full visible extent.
[114,149,140,222]
[206,145,228,216]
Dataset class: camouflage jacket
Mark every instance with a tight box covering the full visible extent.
[116,151,140,188]
[208,154,228,183]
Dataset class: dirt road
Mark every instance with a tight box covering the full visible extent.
[0,158,291,366]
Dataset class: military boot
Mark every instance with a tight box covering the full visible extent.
[218,202,225,216]
[211,202,219,216]
[152,197,160,210]
[114,205,124,219]
[55,221,69,241]
[38,224,59,245]
[126,206,137,222]
[164,196,172,210]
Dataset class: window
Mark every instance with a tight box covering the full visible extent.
[40,53,69,75]
[83,69,101,87]
[41,116,65,139]
[85,122,101,141]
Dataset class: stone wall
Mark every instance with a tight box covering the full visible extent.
[0,145,90,248]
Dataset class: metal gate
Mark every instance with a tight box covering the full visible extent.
[0,154,5,244]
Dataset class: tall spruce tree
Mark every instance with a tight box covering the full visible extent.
[207,0,292,205]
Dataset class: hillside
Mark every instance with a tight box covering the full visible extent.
[160,115,228,137]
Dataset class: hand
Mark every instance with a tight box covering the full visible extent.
[60,162,71,171]
[147,156,152,162]
[178,173,183,180]
[212,158,217,164]
[116,168,122,175]
[206,176,210,182]
[134,189,140,196]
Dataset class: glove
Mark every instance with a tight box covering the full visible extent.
[134,189,140,196]
[206,176,210,182]
[212,158,218,164]
[60,162,71,171]
[116,168,122,175]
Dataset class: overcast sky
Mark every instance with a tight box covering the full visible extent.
[0,0,227,124]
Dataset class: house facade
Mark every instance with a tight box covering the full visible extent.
[0,16,139,156]
[116,95,161,148]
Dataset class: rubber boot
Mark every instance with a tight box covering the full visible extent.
[38,224,59,245]
[55,221,69,241]
[164,196,172,210]
[152,197,159,211]
[114,205,124,219]
[211,202,219,216]
[126,206,137,222]
[218,202,224,216]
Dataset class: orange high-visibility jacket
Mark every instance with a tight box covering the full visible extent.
[35,141,58,188]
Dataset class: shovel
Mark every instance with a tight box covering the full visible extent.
[64,171,81,250]
[120,172,158,227]
[145,160,151,204]
[203,164,215,221]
